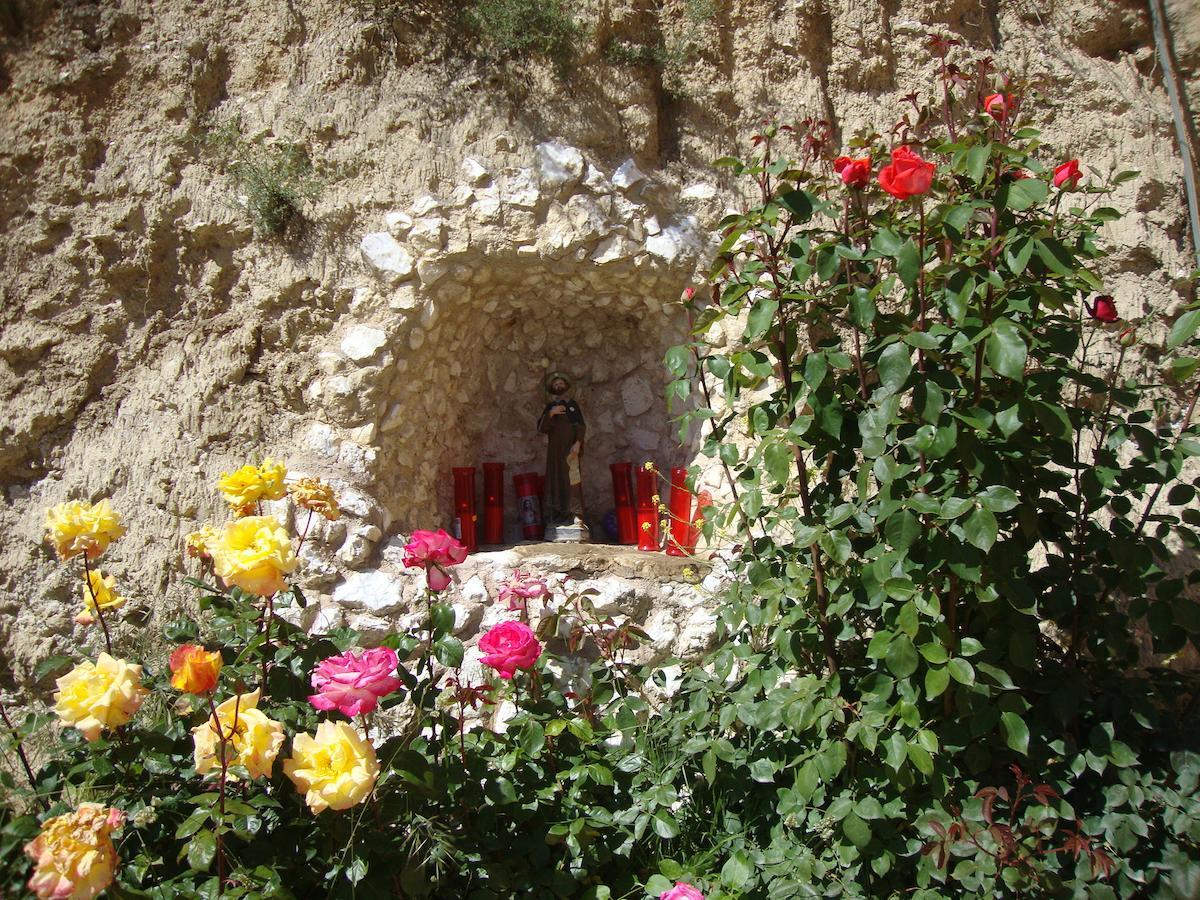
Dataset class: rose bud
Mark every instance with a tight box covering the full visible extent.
[983,92,1015,122]
[1053,159,1082,190]
[169,644,223,694]
[834,154,871,188]
[1085,295,1119,323]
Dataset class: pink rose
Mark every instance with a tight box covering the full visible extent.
[833,154,871,188]
[403,528,468,592]
[308,647,402,717]
[478,621,541,680]
[497,570,551,613]
[661,883,704,900]
[983,92,1015,122]
[1053,159,1082,190]
[878,146,935,200]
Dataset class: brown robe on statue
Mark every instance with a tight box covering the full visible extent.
[537,397,585,523]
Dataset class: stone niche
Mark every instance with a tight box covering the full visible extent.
[313,141,721,546]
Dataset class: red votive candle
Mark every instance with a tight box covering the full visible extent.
[482,462,505,545]
[636,466,659,552]
[610,462,636,545]
[514,472,543,541]
[666,466,692,557]
[452,467,478,553]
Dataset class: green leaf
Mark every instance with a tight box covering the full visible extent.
[721,850,754,888]
[843,811,872,848]
[187,829,217,872]
[877,342,913,396]
[925,666,950,699]
[1001,711,1030,755]
[433,635,465,668]
[764,441,792,486]
[34,655,74,682]
[947,658,975,686]
[175,809,210,840]
[431,603,456,634]
[966,143,991,185]
[986,318,1027,380]
[778,189,815,222]
[964,507,998,552]
[885,634,919,679]
[745,295,779,341]
[906,742,935,775]
[1168,308,1200,351]
[644,875,674,896]
[664,345,690,378]
[1003,178,1048,211]
[884,732,907,771]
[652,812,680,839]
[885,510,920,550]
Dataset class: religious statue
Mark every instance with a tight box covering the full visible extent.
[537,372,586,535]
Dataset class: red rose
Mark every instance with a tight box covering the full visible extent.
[1053,159,1082,190]
[1086,295,1119,323]
[834,154,871,188]
[983,92,1015,122]
[878,146,935,200]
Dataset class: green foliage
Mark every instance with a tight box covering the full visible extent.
[603,0,715,98]
[465,0,580,74]
[657,71,1200,894]
[201,118,323,237]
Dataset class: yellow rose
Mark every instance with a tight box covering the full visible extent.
[44,499,125,561]
[24,802,125,900]
[184,524,221,560]
[54,654,147,742]
[193,689,284,780]
[284,720,379,814]
[210,515,296,597]
[217,458,288,516]
[75,570,127,626]
[290,477,340,521]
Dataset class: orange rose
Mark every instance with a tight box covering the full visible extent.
[169,645,222,694]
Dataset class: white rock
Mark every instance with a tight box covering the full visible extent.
[347,613,393,642]
[333,570,405,615]
[645,231,682,262]
[340,325,387,362]
[388,284,419,312]
[348,423,377,444]
[583,164,612,193]
[621,376,655,416]
[350,286,373,312]
[565,194,610,242]
[338,487,379,520]
[381,402,404,433]
[407,217,446,254]
[501,169,540,208]
[535,140,585,189]
[308,605,345,635]
[591,234,632,265]
[612,158,647,191]
[337,532,375,567]
[681,181,718,201]
[461,157,490,186]
[337,442,378,478]
[306,423,339,458]
[472,186,502,222]
[415,256,448,285]
[385,210,413,236]
[411,194,442,217]
[644,215,662,236]
[408,327,425,350]
[360,232,414,282]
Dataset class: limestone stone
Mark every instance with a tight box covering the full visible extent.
[360,232,414,283]
[680,182,718,201]
[612,159,647,191]
[411,194,442,217]
[309,605,345,636]
[621,376,655,417]
[408,217,446,254]
[501,169,541,208]
[385,211,413,236]
[461,157,490,186]
[333,570,404,615]
[535,140,585,189]
[340,325,387,362]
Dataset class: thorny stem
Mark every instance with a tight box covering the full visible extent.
[207,693,240,898]
[260,593,275,690]
[0,700,42,808]
[294,509,315,554]
[1067,324,1098,667]
[81,556,114,656]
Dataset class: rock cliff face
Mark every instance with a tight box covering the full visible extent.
[0,0,1197,690]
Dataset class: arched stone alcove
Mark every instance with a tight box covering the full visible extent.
[306,142,719,548]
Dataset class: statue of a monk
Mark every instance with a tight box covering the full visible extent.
[537,372,585,526]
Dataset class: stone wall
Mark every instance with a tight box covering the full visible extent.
[0,0,1197,692]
